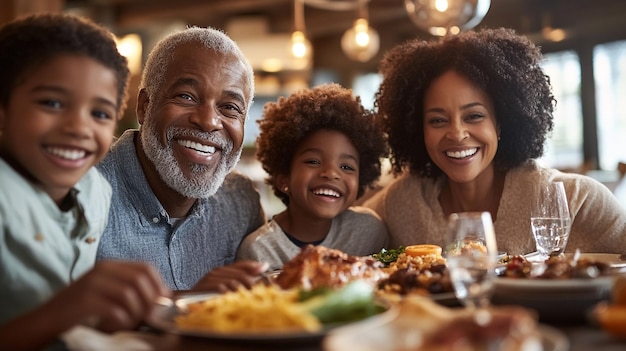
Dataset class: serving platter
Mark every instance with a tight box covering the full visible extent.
[146,292,397,345]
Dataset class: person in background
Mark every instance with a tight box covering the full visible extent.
[364,28,626,254]
[0,13,169,351]
[96,26,267,292]
[236,83,389,270]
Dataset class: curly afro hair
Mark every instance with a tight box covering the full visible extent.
[0,13,130,117]
[256,83,388,206]
[375,27,555,178]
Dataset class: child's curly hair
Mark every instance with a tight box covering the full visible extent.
[0,13,130,117]
[256,83,388,206]
[375,27,556,178]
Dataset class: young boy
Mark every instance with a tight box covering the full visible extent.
[0,13,169,350]
[236,83,389,270]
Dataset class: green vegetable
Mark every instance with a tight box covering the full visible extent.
[298,286,333,302]
[372,246,405,266]
[300,281,383,324]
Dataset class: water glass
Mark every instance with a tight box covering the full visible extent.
[445,212,499,309]
[530,181,571,259]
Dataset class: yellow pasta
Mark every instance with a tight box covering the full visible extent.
[175,284,322,333]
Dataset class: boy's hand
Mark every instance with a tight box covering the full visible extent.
[53,261,171,333]
[192,261,269,293]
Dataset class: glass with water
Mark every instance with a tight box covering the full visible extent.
[531,181,571,259]
[445,212,499,309]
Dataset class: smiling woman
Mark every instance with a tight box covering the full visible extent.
[363,27,626,257]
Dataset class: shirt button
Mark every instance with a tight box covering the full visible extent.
[152,217,159,223]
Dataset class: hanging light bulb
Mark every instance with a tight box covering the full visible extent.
[405,0,491,36]
[290,0,313,64]
[291,30,310,58]
[340,0,379,62]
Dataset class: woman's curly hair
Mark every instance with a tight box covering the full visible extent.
[375,27,555,178]
[256,83,388,206]
[0,13,130,117]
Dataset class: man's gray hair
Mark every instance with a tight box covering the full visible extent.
[140,26,254,112]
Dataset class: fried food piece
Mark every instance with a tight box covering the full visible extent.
[405,244,442,258]
[276,245,387,290]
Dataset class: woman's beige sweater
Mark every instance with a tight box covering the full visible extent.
[364,160,626,255]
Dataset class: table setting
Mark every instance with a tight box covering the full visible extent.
[60,182,626,351]
[61,246,626,351]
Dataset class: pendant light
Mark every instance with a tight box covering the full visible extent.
[340,0,380,62]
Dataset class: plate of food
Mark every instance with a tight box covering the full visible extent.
[146,280,397,344]
[493,253,617,324]
[517,251,626,268]
[372,245,460,306]
[325,323,568,351]
[324,294,569,351]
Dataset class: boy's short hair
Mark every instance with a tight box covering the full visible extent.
[256,83,389,206]
[0,13,130,117]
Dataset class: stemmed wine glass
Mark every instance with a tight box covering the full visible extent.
[445,211,499,310]
[530,181,572,260]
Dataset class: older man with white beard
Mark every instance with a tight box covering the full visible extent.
[96,27,267,292]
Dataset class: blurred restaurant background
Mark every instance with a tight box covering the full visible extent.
[3,0,626,214]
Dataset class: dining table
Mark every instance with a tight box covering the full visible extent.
[152,326,623,351]
[61,253,626,351]
[64,308,626,351]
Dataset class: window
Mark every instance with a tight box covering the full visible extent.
[594,40,626,170]
[540,51,584,170]
[352,72,382,110]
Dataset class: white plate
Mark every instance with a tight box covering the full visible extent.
[324,321,568,351]
[146,292,397,344]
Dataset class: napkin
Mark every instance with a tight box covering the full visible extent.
[61,326,156,351]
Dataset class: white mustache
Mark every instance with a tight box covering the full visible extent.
[166,128,233,154]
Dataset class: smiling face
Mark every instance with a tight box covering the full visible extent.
[138,43,251,198]
[282,129,360,221]
[423,70,499,184]
[0,54,118,204]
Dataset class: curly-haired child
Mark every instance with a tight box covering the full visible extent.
[0,13,169,350]
[236,83,389,270]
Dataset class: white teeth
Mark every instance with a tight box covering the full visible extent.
[446,148,478,159]
[47,147,86,160]
[313,188,341,197]
[177,139,216,154]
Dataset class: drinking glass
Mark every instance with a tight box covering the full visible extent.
[530,181,571,259]
[445,212,499,309]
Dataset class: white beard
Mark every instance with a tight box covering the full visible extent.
[139,107,241,199]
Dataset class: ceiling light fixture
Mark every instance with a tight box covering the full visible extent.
[115,33,142,75]
[291,0,313,63]
[404,0,491,36]
[541,13,567,42]
[340,0,379,62]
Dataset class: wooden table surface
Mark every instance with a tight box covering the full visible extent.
[126,317,625,351]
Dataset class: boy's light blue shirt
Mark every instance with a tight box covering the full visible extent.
[0,158,111,324]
